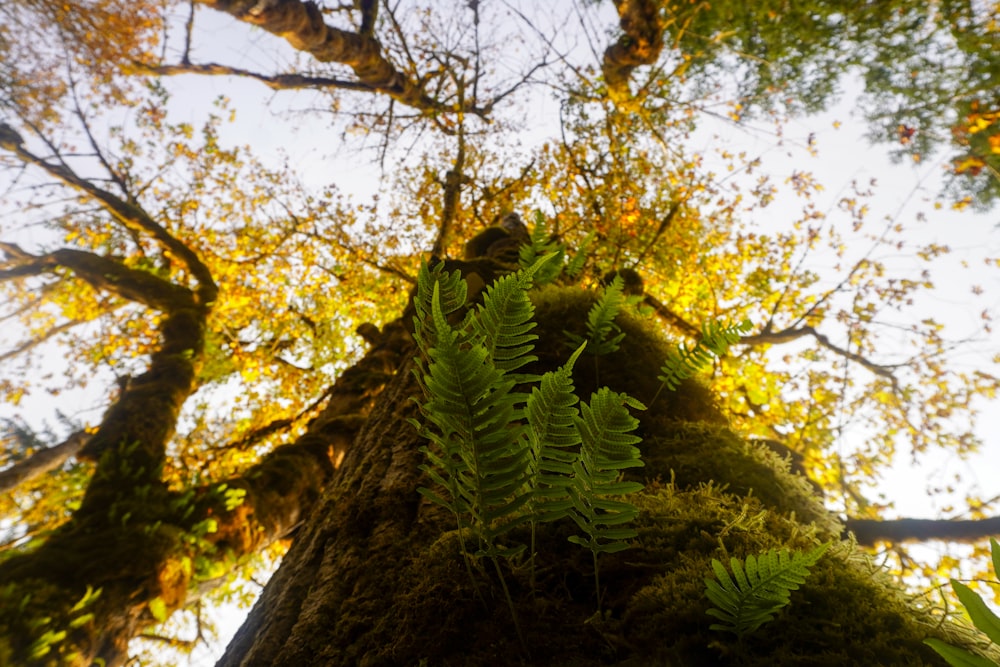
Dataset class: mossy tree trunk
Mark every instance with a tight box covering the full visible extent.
[217,264,967,667]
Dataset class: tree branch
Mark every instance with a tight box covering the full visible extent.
[195,0,459,114]
[0,318,81,363]
[602,0,666,104]
[131,61,374,92]
[845,516,1000,546]
[0,140,218,306]
[742,325,901,389]
[0,430,91,495]
[0,245,194,313]
[643,293,700,338]
[643,294,902,391]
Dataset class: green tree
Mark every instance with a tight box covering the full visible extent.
[0,1,998,664]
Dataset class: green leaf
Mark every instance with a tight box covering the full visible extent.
[526,342,585,520]
[705,542,830,637]
[473,258,550,374]
[992,537,1000,593]
[568,388,644,555]
[518,214,565,284]
[68,613,95,629]
[952,580,1000,645]
[923,638,998,667]
[658,318,752,391]
[578,275,627,355]
[563,231,594,279]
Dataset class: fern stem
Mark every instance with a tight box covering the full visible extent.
[456,528,485,604]
[647,383,665,410]
[491,557,529,656]
[529,521,537,595]
[592,551,602,612]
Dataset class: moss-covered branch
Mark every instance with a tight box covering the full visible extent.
[602,0,666,103]
[0,142,217,306]
[195,0,455,114]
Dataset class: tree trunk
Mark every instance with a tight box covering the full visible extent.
[217,262,976,667]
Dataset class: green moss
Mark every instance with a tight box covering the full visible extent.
[327,475,982,665]
[358,280,989,665]
[621,482,970,665]
[529,284,722,424]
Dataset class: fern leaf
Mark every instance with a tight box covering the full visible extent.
[518,212,565,284]
[923,537,1000,666]
[569,275,627,355]
[705,542,830,637]
[413,261,468,353]
[952,578,1000,646]
[563,231,594,280]
[525,342,586,522]
[416,281,532,558]
[567,388,645,555]
[924,638,998,667]
[473,257,554,376]
[658,318,752,390]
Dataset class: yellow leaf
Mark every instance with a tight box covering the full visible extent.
[148,596,167,622]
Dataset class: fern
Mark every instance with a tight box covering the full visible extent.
[412,257,647,623]
[568,274,627,356]
[412,256,557,549]
[472,255,555,380]
[567,387,645,609]
[563,231,595,280]
[924,537,1000,667]
[705,542,830,638]
[657,317,752,392]
[415,284,523,536]
[522,343,586,588]
[412,261,469,353]
[525,342,586,513]
[518,212,565,285]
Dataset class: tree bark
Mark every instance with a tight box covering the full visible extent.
[216,261,980,666]
[846,516,1000,546]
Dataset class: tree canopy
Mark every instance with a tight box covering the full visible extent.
[0,0,998,664]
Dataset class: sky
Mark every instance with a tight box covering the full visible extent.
[2,3,1000,664]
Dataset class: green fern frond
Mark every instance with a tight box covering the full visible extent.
[521,343,586,589]
[566,388,645,610]
[705,542,830,638]
[567,388,645,555]
[525,342,586,523]
[569,275,627,356]
[658,318,752,391]
[518,212,565,285]
[413,261,468,353]
[472,255,554,377]
[563,231,594,280]
[415,281,531,557]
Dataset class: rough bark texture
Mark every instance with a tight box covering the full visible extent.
[0,137,406,666]
[603,0,666,104]
[196,0,443,112]
[217,267,990,666]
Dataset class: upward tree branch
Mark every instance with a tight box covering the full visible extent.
[643,294,902,390]
[195,0,465,114]
[742,325,902,390]
[602,0,666,103]
[0,244,194,312]
[0,430,91,495]
[0,141,218,306]
[130,61,374,92]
